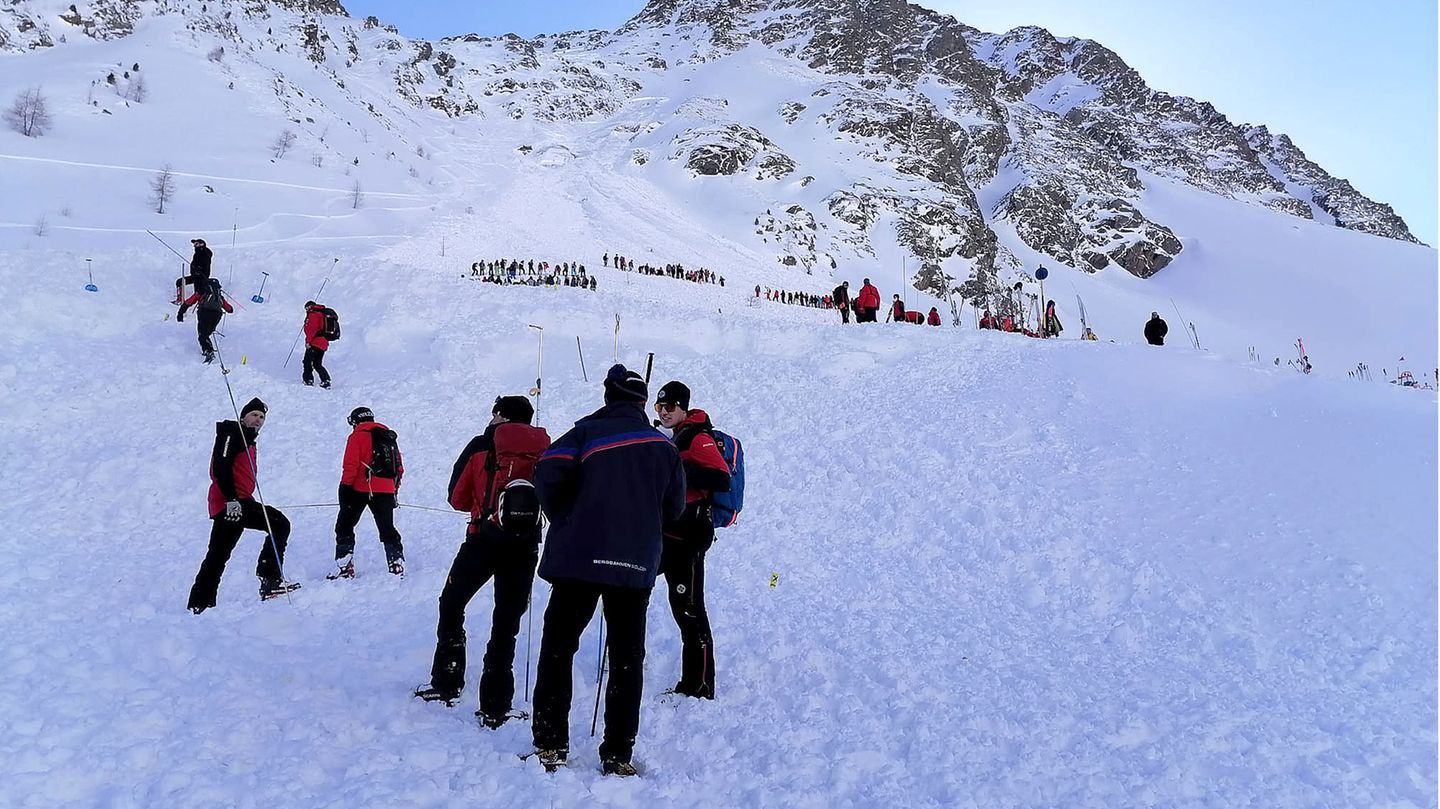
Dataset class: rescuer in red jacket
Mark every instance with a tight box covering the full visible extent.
[856,278,881,322]
[329,407,405,579]
[654,380,732,700]
[187,398,297,612]
[302,301,332,388]
[927,307,942,326]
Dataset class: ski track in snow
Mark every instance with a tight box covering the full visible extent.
[0,237,1434,808]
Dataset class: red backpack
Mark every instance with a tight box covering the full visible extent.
[479,423,551,534]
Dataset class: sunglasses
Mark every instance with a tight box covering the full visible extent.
[655,402,682,413]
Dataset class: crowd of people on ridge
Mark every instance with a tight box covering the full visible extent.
[471,258,598,291]
[606,253,725,287]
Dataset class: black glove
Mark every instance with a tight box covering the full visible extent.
[176,312,185,322]
[338,484,355,503]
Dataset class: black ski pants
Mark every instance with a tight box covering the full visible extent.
[196,309,222,354]
[302,346,331,385]
[334,488,403,564]
[187,500,290,610]
[430,526,539,718]
[839,306,850,324]
[532,579,651,763]
[661,528,716,699]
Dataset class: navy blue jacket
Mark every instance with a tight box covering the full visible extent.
[535,402,686,589]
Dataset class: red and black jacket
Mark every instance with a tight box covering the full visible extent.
[207,420,258,517]
[341,421,403,495]
[304,307,329,351]
[890,300,906,321]
[448,422,551,534]
[664,410,731,541]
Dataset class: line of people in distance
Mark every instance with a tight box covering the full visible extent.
[605,253,726,287]
[471,258,598,291]
[184,366,736,778]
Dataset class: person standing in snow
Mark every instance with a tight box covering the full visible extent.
[654,381,731,701]
[856,278,881,323]
[329,407,406,580]
[832,281,851,323]
[927,307,941,326]
[528,365,686,776]
[415,396,550,729]
[1044,300,1062,337]
[1144,312,1168,346]
[174,238,213,303]
[176,277,233,364]
[889,294,905,323]
[187,398,297,612]
[302,301,333,388]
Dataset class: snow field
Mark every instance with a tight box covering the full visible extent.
[1,236,1434,806]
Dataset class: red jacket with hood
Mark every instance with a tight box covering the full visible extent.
[304,307,329,351]
[857,282,881,310]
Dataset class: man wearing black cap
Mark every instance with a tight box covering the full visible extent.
[415,395,551,728]
[187,398,298,613]
[654,380,731,700]
[527,365,686,776]
[330,407,406,580]
[174,238,213,304]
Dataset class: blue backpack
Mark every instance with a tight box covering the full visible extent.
[710,429,745,528]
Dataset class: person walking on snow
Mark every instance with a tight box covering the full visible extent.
[176,277,233,364]
[889,294,905,323]
[302,301,333,388]
[528,365,685,777]
[414,396,550,728]
[654,381,731,700]
[832,281,851,323]
[330,407,406,579]
[1144,312,1168,346]
[187,398,298,612]
[1044,300,1062,337]
[856,278,881,322]
[175,238,213,303]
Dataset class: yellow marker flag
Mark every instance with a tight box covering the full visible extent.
[769,572,779,589]
[163,313,170,321]
[241,355,247,365]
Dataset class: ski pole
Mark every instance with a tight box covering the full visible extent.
[644,352,654,384]
[147,229,189,262]
[576,336,588,382]
[613,314,620,363]
[528,325,544,425]
[591,619,607,737]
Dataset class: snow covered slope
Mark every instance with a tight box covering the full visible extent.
[0,5,1435,804]
[0,228,1435,806]
[0,0,1433,373]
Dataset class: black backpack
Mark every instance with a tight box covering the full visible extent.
[200,279,225,312]
[367,428,400,480]
[320,307,341,341]
[495,479,541,534]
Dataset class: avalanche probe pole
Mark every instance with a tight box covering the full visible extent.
[524,324,544,701]
[576,336,588,382]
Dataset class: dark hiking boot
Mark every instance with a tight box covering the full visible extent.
[388,558,405,577]
[259,578,301,600]
[601,758,638,777]
[536,749,567,773]
[477,709,528,729]
[326,559,355,580]
[413,685,461,706]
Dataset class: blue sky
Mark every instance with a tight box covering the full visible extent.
[340,0,1438,245]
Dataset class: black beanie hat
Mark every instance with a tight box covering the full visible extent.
[241,397,267,418]
[655,380,690,410]
[347,407,374,426]
[603,364,648,404]
[492,395,535,424]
